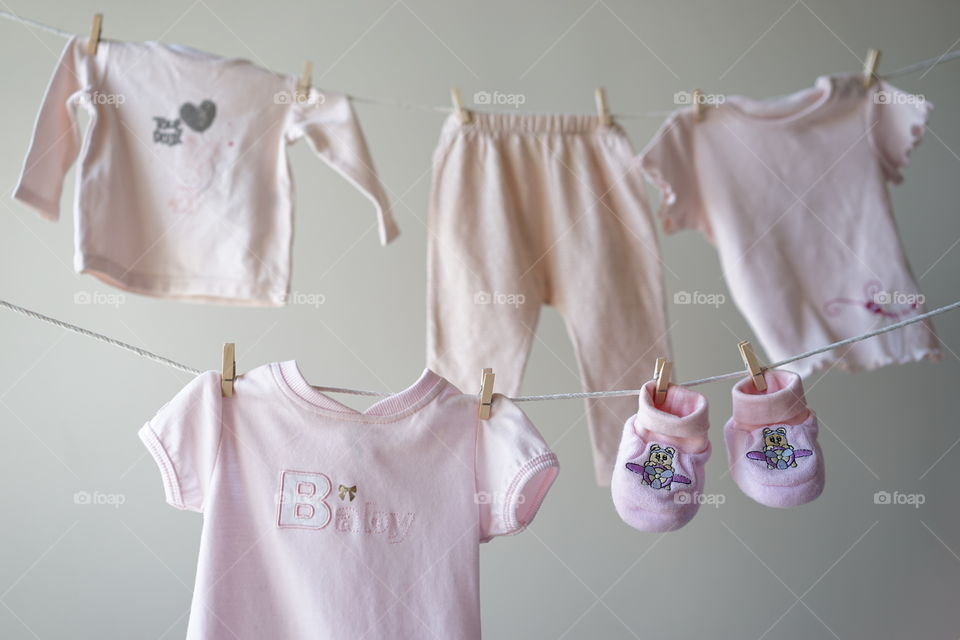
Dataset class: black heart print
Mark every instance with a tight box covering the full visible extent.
[179,100,217,132]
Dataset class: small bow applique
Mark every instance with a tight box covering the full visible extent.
[338,484,357,501]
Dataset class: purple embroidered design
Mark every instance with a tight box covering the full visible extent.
[745,427,813,470]
[823,281,922,360]
[625,444,692,490]
[823,280,920,320]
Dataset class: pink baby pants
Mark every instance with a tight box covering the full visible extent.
[427,112,671,485]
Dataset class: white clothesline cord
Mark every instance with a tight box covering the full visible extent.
[0,10,957,397]
[517,299,959,400]
[1,297,956,400]
[884,49,960,79]
[1,10,958,119]
[0,298,202,376]
[0,10,74,38]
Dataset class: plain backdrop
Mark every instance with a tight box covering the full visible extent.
[1,1,958,638]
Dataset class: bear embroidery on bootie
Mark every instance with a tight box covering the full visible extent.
[746,426,814,470]
[625,444,692,489]
[611,381,711,533]
[724,369,824,508]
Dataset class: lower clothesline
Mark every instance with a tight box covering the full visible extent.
[0,297,956,401]
[1,10,959,119]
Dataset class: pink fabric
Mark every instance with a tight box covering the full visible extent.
[724,370,824,508]
[636,378,710,440]
[15,37,396,305]
[138,362,558,639]
[612,381,711,532]
[427,111,670,487]
[730,369,808,426]
[641,74,940,376]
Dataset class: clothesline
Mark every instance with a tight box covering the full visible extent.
[1,10,959,120]
[1,297,956,400]
[1,10,958,399]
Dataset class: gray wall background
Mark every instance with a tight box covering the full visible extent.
[1,1,958,638]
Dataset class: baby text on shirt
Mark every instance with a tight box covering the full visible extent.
[276,469,415,543]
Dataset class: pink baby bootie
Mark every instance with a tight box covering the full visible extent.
[611,381,711,532]
[724,369,824,508]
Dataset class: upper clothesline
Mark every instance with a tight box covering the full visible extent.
[1,297,957,400]
[1,11,957,400]
[1,9,959,120]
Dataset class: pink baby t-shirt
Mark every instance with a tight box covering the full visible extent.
[15,37,397,305]
[641,74,940,375]
[138,362,558,639]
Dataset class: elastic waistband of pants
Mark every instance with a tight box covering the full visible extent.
[442,111,620,135]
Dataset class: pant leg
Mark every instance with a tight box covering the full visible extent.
[547,127,672,485]
[426,118,545,396]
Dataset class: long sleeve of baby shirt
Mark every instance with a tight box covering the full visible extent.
[14,36,398,305]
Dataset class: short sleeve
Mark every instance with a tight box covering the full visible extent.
[639,111,709,236]
[138,371,223,512]
[475,395,559,542]
[868,81,933,184]
[287,89,398,245]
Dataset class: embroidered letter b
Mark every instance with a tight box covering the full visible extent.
[278,471,332,529]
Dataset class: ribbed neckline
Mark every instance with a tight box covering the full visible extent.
[97,38,254,67]
[272,361,445,423]
[723,75,834,126]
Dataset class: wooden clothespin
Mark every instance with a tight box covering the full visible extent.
[692,88,705,122]
[478,368,495,419]
[863,48,882,88]
[86,14,103,56]
[221,343,236,397]
[653,357,672,405]
[595,88,612,127]
[737,341,767,392]
[296,61,313,102]
[451,88,471,125]
[653,357,665,381]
